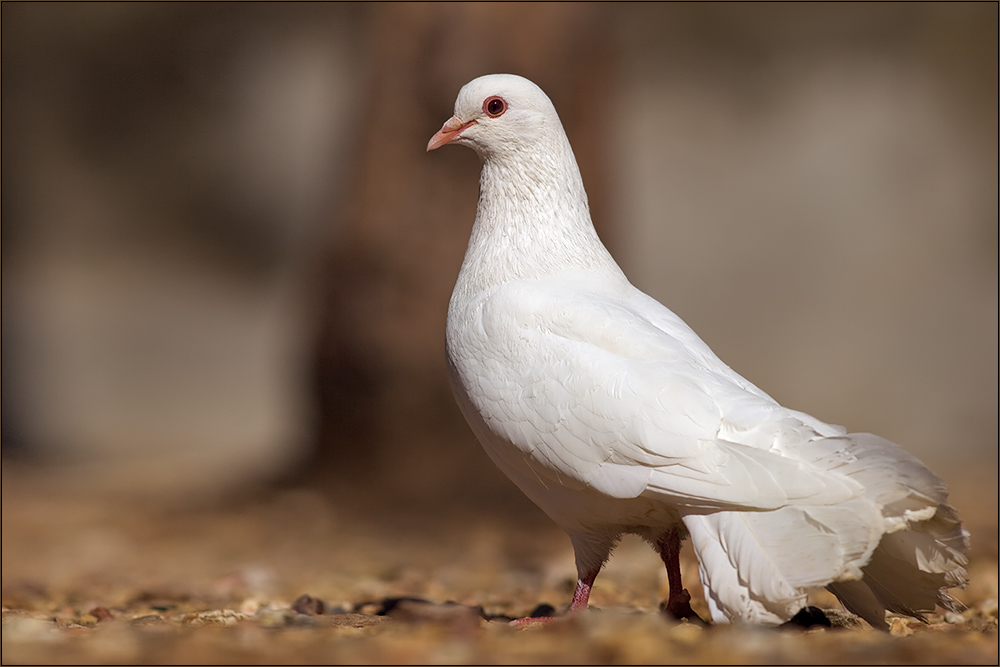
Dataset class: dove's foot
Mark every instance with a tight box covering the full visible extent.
[508,603,560,627]
[655,528,706,624]
[510,573,597,627]
[660,588,707,625]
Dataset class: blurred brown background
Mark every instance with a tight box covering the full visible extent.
[2,3,997,524]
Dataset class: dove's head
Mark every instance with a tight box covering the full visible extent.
[427,74,564,160]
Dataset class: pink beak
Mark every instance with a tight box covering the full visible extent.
[427,116,475,151]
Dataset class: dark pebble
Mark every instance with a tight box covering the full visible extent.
[358,597,485,627]
[291,594,326,616]
[528,603,557,618]
[371,596,433,616]
[780,606,833,630]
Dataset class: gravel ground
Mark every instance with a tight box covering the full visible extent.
[3,466,996,665]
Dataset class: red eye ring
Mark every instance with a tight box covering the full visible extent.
[483,96,507,118]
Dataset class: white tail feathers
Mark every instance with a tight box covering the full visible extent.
[684,497,883,624]
[811,434,969,627]
[684,433,968,628]
[828,502,968,628]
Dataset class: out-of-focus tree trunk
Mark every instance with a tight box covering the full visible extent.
[308,3,617,505]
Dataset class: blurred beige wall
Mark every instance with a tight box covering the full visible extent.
[611,4,998,472]
[2,4,995,501]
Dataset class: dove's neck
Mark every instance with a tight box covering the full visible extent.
[452,131,625,305]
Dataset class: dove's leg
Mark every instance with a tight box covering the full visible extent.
[568,569,599,612]
[656,527,703,622]
[566,532,615,613]
[510,534,610,626]
[508,569,598,627]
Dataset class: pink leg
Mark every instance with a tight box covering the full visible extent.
[568,569,598,612]
[509,568,599,627]
[656,527,703,623]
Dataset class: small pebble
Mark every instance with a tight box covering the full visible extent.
[129,615,163,627]
[89,606,114,622]
[256,607,317,629]
[291,594,326,616]
[240,598,261,615]
[944,611,966,624]
[889,617,915,637]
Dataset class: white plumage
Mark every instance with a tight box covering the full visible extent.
[428,73,968,628]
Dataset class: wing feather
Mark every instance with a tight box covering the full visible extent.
[454,277,862,509]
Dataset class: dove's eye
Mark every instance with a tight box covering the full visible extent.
[484,96,507,118]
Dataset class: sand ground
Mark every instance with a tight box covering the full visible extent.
[2,464,996,665]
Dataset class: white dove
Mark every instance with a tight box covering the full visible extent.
[427,73,968,629]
